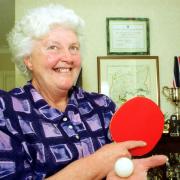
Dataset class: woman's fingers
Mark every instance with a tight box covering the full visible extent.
[133,155,168,170]
[108,141,146,157]
[142,155,168,169]
[119,140,147,149]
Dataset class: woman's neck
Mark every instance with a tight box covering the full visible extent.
[32,80,69,112]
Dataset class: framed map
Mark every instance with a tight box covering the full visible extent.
[97,56,160,107]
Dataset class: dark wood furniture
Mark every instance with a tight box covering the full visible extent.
[146,135,180,179]
[151,135,180,154]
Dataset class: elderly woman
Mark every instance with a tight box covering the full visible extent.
[0,4,167,180]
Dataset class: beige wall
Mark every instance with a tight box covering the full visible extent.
[0,0,15,91]
[15,0,180,116]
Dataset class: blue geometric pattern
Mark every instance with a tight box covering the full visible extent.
[0,161,15,179]
[0,98,5,111]
[86,114,102,131]
[50,144,73,162]
[0,131,12,151]
[41,123,62,138]
[39,105,63,120]
[0,82,116,179]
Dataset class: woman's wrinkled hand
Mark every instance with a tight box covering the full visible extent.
[106,155,168,180]
[92,140,147,177]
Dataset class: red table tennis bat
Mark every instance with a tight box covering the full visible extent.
[109,96,164,156]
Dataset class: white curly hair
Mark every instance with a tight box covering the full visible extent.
[7,4,85,77]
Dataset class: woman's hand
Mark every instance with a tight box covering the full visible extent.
[46,141,167,180]
[106,155,168,180]
[91,140,147,178]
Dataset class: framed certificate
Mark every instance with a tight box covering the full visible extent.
[97,56,160,107]
[106,18,150,55]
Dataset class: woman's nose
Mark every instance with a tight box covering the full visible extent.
[60,49,74,63]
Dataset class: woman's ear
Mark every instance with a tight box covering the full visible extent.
[24,56,33,71]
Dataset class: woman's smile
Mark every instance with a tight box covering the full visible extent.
[53,67,72,73]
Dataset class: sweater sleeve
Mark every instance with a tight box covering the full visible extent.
[0,93,46,180]
[0,129,45,179]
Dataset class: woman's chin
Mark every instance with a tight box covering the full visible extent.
[56,82,74,91]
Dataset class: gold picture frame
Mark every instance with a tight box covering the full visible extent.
[97,56,160,107]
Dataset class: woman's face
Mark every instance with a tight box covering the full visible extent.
[24,26,82,93]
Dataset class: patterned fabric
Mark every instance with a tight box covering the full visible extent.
[0,81,116,179]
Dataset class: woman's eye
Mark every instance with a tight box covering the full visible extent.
[70,46,79,52]
[47,45,58,50]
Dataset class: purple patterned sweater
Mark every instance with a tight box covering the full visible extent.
[0,81,116,179]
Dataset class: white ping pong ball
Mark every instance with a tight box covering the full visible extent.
[114,157,134,177]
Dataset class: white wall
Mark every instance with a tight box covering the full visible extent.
[15,0,180,116]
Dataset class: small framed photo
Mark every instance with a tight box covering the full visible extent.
[106,17,150,55]
[97,56,160,107]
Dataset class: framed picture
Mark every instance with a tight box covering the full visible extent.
[106,17,150,55]
[97,56,160,107]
